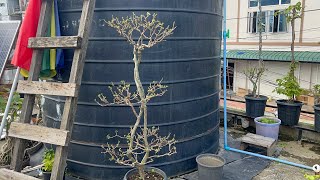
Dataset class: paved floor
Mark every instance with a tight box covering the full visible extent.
[171,130,271,180]
[171,128,319,180]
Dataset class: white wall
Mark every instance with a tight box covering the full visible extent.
[0,0,9,21]
[233,60,320,99]
[226,0,320,51]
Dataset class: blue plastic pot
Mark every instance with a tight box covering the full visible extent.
[254,117,281,140]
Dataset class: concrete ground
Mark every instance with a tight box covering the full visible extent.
[254,140,320,180]
[172,128,319,180]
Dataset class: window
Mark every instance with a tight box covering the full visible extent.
[269,10,287,33]
[248,10,287,33]
[249,0,290,7]
[248,11,266,33]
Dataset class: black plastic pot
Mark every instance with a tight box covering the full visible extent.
[245,95,268,118]
[314,104,320,132]
[26,142,43,156]
[123,167,167,180]
[276,100,303,126]
[43,169,66,180]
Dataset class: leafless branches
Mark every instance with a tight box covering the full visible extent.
[107,12,176,51]
[97,12,176,180]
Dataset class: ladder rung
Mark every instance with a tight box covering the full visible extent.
[9,122,70,146]
[17,81,78,97]
[28,36,82,49]
[0,169,39,180]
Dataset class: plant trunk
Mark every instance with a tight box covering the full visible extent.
[290,9,296,74]
[137,165,145,180]
[133,47,150,171]
[252,83,258,98]
[258,0,262,97]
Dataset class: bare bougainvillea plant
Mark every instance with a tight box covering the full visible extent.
[96,12,177,179]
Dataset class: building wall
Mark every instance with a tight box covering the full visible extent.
[233,60,320,99]
[0,0,20,21]
[226,0,320,52]
[0,0,9,20]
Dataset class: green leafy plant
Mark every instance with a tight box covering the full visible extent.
[274,2,303,103]
[313,85,320,105]
[258,118,278,124]
[274,67,302,102]
[304,174,320,180]
[275,2,302,82]
[0,89,23,131]
[0,89,23,166]
[42,149,55,172]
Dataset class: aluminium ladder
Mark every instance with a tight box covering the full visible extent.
[0,0,96,179]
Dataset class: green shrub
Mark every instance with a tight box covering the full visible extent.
[304,174,320,180]
[42,149,55,172]
[274,65,302,102]
[258,118,278,124]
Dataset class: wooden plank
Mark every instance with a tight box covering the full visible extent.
[9,122,70,146]
[50,0,96,179]
[17,81,78,97]
[11,0,54,172]
[28,36,82,49]
[0,169,39,180]
[241,133,275,148]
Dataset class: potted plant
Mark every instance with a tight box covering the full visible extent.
[313,85,320,132]
[243,0,267,118]
[274,66,303,126]
[254,117,281,140]
[42,149,55,180]
[274,2,303,126]
[243,66,267,118]
[96,12,177,180]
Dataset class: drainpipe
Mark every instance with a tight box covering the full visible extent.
[222,0,314,172]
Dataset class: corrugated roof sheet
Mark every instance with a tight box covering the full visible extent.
[222,50,320,63]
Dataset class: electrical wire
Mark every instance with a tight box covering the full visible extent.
[226,8,320,21]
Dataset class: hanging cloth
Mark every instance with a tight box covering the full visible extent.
[11,0,41,71]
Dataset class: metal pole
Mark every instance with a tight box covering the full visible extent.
[223,0,228,149]
[0,67,21,139]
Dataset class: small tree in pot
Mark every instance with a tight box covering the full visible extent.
[97,12,177,180]
[274,2,303,126]
[313,85,320,132]
[243,65,267,118]
[243,0,267,118]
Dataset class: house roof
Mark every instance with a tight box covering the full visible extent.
[222,50,320,63]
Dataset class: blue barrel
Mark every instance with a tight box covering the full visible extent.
[43,0,223,179]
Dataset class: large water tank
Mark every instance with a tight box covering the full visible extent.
[43,0,223,179]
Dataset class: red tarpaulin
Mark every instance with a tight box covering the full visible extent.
[11,0,41,71]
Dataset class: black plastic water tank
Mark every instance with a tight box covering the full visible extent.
[43,0,223,179]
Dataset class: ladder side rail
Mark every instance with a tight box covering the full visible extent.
[10,0,54,171]
[50,0,96,179]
